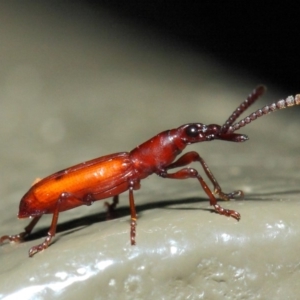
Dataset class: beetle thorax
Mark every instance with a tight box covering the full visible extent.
[129,130,184,178]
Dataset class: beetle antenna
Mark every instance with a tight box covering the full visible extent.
[226,94,300,133]
[221,85,266,133]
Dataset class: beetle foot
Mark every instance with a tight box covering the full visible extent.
[0,232,27,244]
[216,189,244,201]
[28,236,52,257]
[213,204,240,221]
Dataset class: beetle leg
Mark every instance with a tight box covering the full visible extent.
[28,191,94,257]
[0,216,42,244]
[28,198,61,257]
[160,167,240,221]
[104,195,119,220]
[104,189,137,245]
[105,182,139,245]
[1,177,44,244]
[165,151,244,201]
[127,180,140,245]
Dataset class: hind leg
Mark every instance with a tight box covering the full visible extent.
[0,216,42,244]
[28,192,95,257]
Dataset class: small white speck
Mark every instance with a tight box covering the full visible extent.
[221,233,231,242]
[77,267,86,275]
[108,279,116,286]
[170,246,178,255]
[55,271,68,280]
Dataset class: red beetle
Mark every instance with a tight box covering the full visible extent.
[1,86,299,256]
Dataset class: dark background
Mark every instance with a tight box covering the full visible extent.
[83,1,299,92]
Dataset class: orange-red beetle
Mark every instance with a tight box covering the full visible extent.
[1,86,299,257]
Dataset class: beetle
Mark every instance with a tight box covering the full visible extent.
[1,86,299,257]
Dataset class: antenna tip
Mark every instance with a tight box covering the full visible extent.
[256,85,267,95]
[237,134,249,142]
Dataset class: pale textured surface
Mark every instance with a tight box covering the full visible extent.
[1,3,300,300]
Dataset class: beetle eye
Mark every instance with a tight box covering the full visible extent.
[186,125,199,137]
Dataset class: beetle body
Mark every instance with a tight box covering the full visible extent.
[19,152,135,217]
[19,125,221,218]
[1,86,299,257]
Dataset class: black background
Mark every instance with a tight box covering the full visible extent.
[84,1,300,92]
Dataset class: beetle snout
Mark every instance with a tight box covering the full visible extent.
[217,133,249,142]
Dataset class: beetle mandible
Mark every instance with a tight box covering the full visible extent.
[1,86,299,257]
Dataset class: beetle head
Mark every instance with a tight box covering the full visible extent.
[180,123,248,145]
[181,86,300,145]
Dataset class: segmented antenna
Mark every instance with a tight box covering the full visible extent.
[221,85,266,133]
[226,94,300,133]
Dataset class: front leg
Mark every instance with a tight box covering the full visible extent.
[159,167,240,221]
[166,151,243,200]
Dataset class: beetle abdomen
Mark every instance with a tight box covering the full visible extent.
[18,152,135,217]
